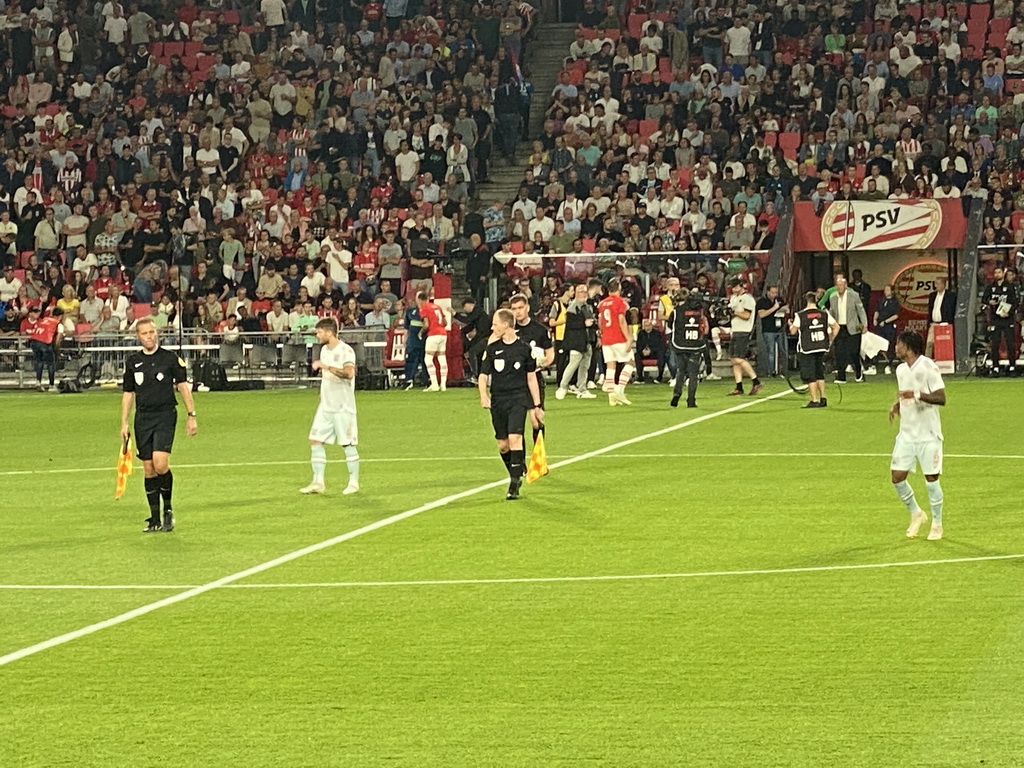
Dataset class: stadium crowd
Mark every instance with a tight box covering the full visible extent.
[0,0,1022,378]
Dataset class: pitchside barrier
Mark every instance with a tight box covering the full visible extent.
[0,328,389,390]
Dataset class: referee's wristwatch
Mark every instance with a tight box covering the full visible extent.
[187,411,197,418]
[532,403,542,409]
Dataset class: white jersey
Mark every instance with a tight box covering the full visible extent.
[318,341,357,414]
[895,355,944,442]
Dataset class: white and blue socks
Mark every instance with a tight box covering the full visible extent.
[925,480,943,525]
[344,445,360,486]
[894,480,923,517]
[311,444,327,485]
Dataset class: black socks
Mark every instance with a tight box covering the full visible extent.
[509,449,525,479]
[158,470,173,510]
[144,476,161,518]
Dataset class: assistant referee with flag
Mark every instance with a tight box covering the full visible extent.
[479,308,543,500]
[121,318,198,532]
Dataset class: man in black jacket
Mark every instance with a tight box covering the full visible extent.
[925,276,956,357]
[635,318,667,383]
[555,283,597,400]
[983,266,1019,372]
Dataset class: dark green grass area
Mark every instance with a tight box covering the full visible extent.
[2,379,1023,767]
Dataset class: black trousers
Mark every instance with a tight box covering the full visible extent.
[672,350,702,404]
[834,327,862,381]
[990,324,1016,364]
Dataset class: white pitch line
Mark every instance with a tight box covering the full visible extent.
[2,451,1019,478]
[4,553,1022,592]
[0,390,790,668]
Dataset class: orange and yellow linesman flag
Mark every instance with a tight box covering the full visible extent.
[115,436,134,499]
[526,431,549,484]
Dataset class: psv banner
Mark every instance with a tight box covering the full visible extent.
[791,200,968,251]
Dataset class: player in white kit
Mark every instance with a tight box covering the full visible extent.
[301,318,360,495]
[888,331,946,540]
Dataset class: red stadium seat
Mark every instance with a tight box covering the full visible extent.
[132,303,152,319]
[638,119,658,139]
[251,300,272,314]
[627,14,648,40]
[604,29,620,42]
[581,238,597,253]
[75,323,94,342]
[906,5,922,20]
[954,3,968,19]
[222,10,240,24]
[968,3,990,20]
[1012,211,1024,231]
[1006,78,1024,95]
[989,32,1008,51]
[509,241,524,254]
[677,166,692,189]
[764,131,777,147]
[13,269,25,281]
[185,41,203,57]
[164,41,185,57]
[991,17,1011,35]
[149,42,163,57]
[778,132,802,153]
[580,28,598,40]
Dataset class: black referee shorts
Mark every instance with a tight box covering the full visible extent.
[798,352,825,384]
[135,409,177,460]
[490,396,529,440]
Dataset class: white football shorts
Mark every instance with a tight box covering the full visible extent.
[425,335,447,355]
[309,405,358,446]
[890,434,942,475]
[603,341,633,364]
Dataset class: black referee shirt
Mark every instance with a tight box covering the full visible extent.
[481,337,536,397]
[123,346,188,412]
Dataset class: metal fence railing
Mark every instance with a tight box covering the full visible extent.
[0,328,388,389]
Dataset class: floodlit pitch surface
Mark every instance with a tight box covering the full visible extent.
[2,380,1023,766]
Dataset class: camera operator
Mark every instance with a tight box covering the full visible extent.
[689,273,722,379]
[756,285,788,376]
[727,278,763,396]
[667,288,709,408]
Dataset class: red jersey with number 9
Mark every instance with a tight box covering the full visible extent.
[421,302,448,336]
[597,295,628,345]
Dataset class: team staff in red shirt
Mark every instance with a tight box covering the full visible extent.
[20,305,63,391]
[416,291,449,391]
[597,278,634,406]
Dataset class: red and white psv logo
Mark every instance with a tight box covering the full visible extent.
[893,261,948,315]
[821,201,944,251]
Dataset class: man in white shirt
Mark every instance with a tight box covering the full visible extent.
[511,190,537,221]
[726,278,763,396]
[301,263,326,298]
[527,209,555,243]
[888,331,947,540]
[724,15,752,59]
[0,264,22,302]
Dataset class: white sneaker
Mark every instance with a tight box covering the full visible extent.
[668,378,676,388]
[555,387,567,400]
[300,482,325,495]
[865,366,877,376]
[586,381,597,389]
[424,384,440,391]
[906,509,928,538]
[608,393,619,406]
[403,381,415,391]
[343,483,359,495]
[706,373,723,380]
[855,375,865,383]
[927,523,943,541]
[440,383,447,391]
[615,392,633,405]
[577,390,596,399]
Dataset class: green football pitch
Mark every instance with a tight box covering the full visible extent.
[2,378,1023,767]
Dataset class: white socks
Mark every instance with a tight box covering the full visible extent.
[311,444,326,484]
[925,479,943,524]
[344,444,360,486]
[893,480,921,516]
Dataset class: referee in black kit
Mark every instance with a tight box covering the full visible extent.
[479,308,543,501]
[121,318,198,532]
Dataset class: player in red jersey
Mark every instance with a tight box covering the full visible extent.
[416,291,449,391]
[597,278,635,406]
[20,305,64,391]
